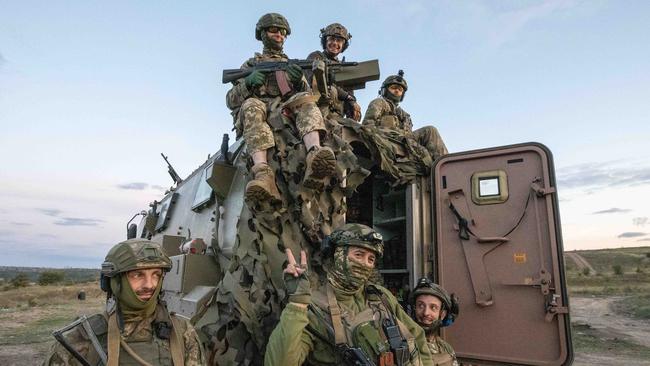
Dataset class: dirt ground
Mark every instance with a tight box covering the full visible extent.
[2,288,650,365]
[0,284,104,366]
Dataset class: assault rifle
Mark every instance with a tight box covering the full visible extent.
[222,59,380,92]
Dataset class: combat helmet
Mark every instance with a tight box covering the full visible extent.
[255,13,291,40]
[320,23,352,52]
[324,223,384,258]
[410,277,459,327]
[380,70,408,102]
[100,239,172,292]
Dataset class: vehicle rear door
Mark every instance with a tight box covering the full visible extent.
[432,142,572,365]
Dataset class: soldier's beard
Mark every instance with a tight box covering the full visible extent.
[418,318,443,334]
[327,246,373,294]
[261,33,284,53]
[110,275,161,322]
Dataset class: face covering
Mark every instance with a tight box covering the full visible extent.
[110,274,161,322]
[328,246,374,294]
[261,32,284,54]
[384,89,402,104]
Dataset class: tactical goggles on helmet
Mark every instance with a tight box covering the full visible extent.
[266,27,287,36]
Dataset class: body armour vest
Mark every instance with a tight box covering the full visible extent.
[305,285,424,366]
[72,303,182,366]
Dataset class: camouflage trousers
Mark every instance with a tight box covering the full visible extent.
[413,125,448,160]
[241,92,325,153]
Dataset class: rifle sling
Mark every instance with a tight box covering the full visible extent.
[326,283,347,346]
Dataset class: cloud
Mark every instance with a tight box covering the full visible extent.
[617,232,647,239]
[54,217,104,226]
[117,182,149,190]
[592,208,632,215]
[37,208,63,217]
[151,185,167,191]
[0,51,5,67]
[633,217,648,227]
[637,238,650,242]
[38,233,58,239]
[557,160,650,190]
[484,0,582,48]
[10,222,32,226]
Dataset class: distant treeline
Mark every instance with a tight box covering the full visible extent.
[0,266,100,284]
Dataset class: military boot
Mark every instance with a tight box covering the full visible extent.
[303,146,336,189]
[246,162,281,202]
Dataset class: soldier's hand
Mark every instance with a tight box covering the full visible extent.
[245,70,265,88]
[348,101,361,122]
[286,64,304,85]
[283,249,311,305]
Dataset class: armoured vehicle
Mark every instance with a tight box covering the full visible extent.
[126,64,572,365]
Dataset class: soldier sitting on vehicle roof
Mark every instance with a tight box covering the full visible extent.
[43,239,204,366]
[363,70,448,161]
[226,13,337,203]
[306,23,361,121]
[411,278,460,366]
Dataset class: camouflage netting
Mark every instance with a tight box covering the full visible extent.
[203,112,432,365]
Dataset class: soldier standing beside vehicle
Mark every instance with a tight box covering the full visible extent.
[265,223,433,365]
[362,70,448,160]
[411,278,460,366]
[226,13,336,203]
[43,239,204,366]
[306,23,361,121]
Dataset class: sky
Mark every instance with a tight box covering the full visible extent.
[1,0,649,268]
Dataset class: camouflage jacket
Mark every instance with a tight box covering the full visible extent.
[43,303,204,366]
[426,335,458,366]
[265,284,433,365]
[362,96,413,133]
[226,49,310,114]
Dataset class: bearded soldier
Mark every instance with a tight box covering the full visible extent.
[362,70,448,160]
[265,223,433,365]
[43,239,204,366]
[306,23,361,121]
[411,278,460,366]
[226,13,336,202]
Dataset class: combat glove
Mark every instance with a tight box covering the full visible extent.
[245,70,265,89]
[286,64,304,86]
[284,267,312,305]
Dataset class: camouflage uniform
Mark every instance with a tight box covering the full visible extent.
[425,336,458,366]
[306,23,358,120]
[226,50,325,153]
[43,304,204,366]
[363,96,448,160]
[363,70,447,161]
[42,239,205,366]
[265,224,433,365]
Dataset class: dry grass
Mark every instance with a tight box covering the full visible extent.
[0,283,104,309]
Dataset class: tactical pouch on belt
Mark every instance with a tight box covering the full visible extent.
[383,319,409,365]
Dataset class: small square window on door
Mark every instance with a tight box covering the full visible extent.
[471,170,508,205]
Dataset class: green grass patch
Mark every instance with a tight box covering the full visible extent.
[613,294,650,320]
[572,323,650,358]
[570,247,650,275]
[566,271,650,296]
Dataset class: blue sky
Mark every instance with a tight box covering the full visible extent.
[1,0,649,268]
